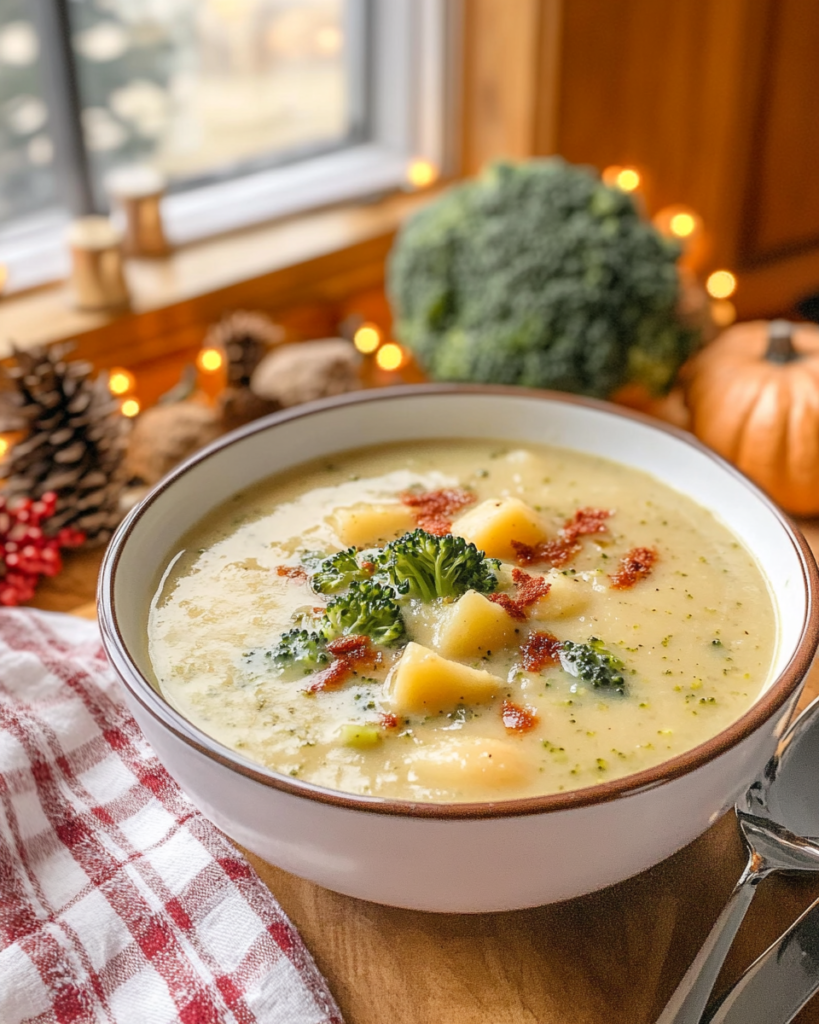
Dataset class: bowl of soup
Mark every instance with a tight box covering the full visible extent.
[98,386,819,912]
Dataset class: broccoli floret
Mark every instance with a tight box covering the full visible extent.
[322,581,405,645]
[388,158,699,398]
[310,546,372,594]
[270,629,330,672]
[559,638,627,694]
[374,529,499,602]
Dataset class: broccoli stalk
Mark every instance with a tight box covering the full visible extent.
[374,528,499,602]
[559,638,627,694]
[308,546,372,594]
[388,158,699,398]
[322,581,404,645]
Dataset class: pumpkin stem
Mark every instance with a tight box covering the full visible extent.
[766,320,799,364]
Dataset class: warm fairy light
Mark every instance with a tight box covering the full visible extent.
[0,436,9,458]
[407,159,439,189]
[375,343,404,371]
[711,299,737,328]
[353,323,381,354]
[669,212,696,238]
[616,168,640,191]
[108,367,135,396]
[706,270,737,300]
[316,26,342,53]
[602,166,641,192]
[197,347,223,373]
[0,263,7,293]
[121,398,140,418]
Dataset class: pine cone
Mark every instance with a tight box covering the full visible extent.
[0,344,129,545]
[205,310,284,388]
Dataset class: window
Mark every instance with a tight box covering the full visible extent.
[0,0,456,292]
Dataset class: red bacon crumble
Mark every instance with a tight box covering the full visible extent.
[488,569,551,620]
[380,712,400,730]
[610,546,657,589]
[306,635,375,693]
[399,488,475,536]
[511,568,551,608]
[361,561,376,575]
[501,700,540,734]
[521,631,562,672]
[276,565,308,580]
[487,593,527,621]
[511,507,613,568]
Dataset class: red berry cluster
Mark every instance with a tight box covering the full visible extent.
[0,492,85,606]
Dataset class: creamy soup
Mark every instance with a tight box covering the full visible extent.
[148,440,777,803]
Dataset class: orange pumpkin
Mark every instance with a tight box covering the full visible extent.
[686,319,819,516]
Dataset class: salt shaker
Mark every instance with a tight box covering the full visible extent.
[66,216,130,311]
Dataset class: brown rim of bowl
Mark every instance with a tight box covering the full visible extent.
[98,384,819,820]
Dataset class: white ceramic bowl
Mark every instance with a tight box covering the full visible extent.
[99,386,819,912]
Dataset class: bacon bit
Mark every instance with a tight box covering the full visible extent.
[487,592,527,621]
[307,635,376,693]
[488,570,551,620]
[276,565,308,580]
[400,488,475,536]
[305,659,351,693]
[610,547,657,590]
[512,507,612,568]
[562,507,612,544]
[361,561,376,574]
[501,699,540,734]
[380,712,400,730]
[511,568,551,608]
[326,634,373,662]
[521,631,562,673]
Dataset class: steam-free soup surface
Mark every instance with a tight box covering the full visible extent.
[148,440,776,803]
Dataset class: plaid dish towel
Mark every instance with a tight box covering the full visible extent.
[0,609,344,1024]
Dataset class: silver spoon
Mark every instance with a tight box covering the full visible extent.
[655,695,819,1024]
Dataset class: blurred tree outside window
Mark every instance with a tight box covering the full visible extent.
[0,0,356,229]
[0,2,60,225]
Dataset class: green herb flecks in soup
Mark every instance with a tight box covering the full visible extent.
[148,440,776,803]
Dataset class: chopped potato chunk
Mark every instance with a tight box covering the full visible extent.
[529,570,591,620]
[333,504,416,548]
[453,497,547,559]
[437,589,519,659]
[389,642,500,714]
[408,737,532,792]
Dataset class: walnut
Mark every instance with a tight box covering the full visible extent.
[250,339,361,408]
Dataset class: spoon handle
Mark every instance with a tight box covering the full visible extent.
[655,861,766,1024]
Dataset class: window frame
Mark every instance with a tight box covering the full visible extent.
[0,0,460,293]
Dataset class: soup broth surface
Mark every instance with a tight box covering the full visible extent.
[148,440,777,803]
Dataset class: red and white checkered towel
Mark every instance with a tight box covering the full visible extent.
[0,609,344,1024]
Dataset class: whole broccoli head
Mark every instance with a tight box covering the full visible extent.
[388,158,698,398]
[322,580,405,645]
[559,637,627,694]
[375,528,499,602]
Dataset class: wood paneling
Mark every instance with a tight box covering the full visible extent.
[740,0,819,265]
[461,0,562,174]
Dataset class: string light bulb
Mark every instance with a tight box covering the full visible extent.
[602,165,641,192]
[0,436,9,458]
[121,397,140,418]
[353,323,381,354]
[375,343,404,371]
[711,299,737,328]
[406,159,439,189]
[669,212,696,238]
[108,367,135,396]
[706,270,737,300]
[197,347,223,373]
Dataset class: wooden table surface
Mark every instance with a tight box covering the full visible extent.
[31,525,819,1024]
